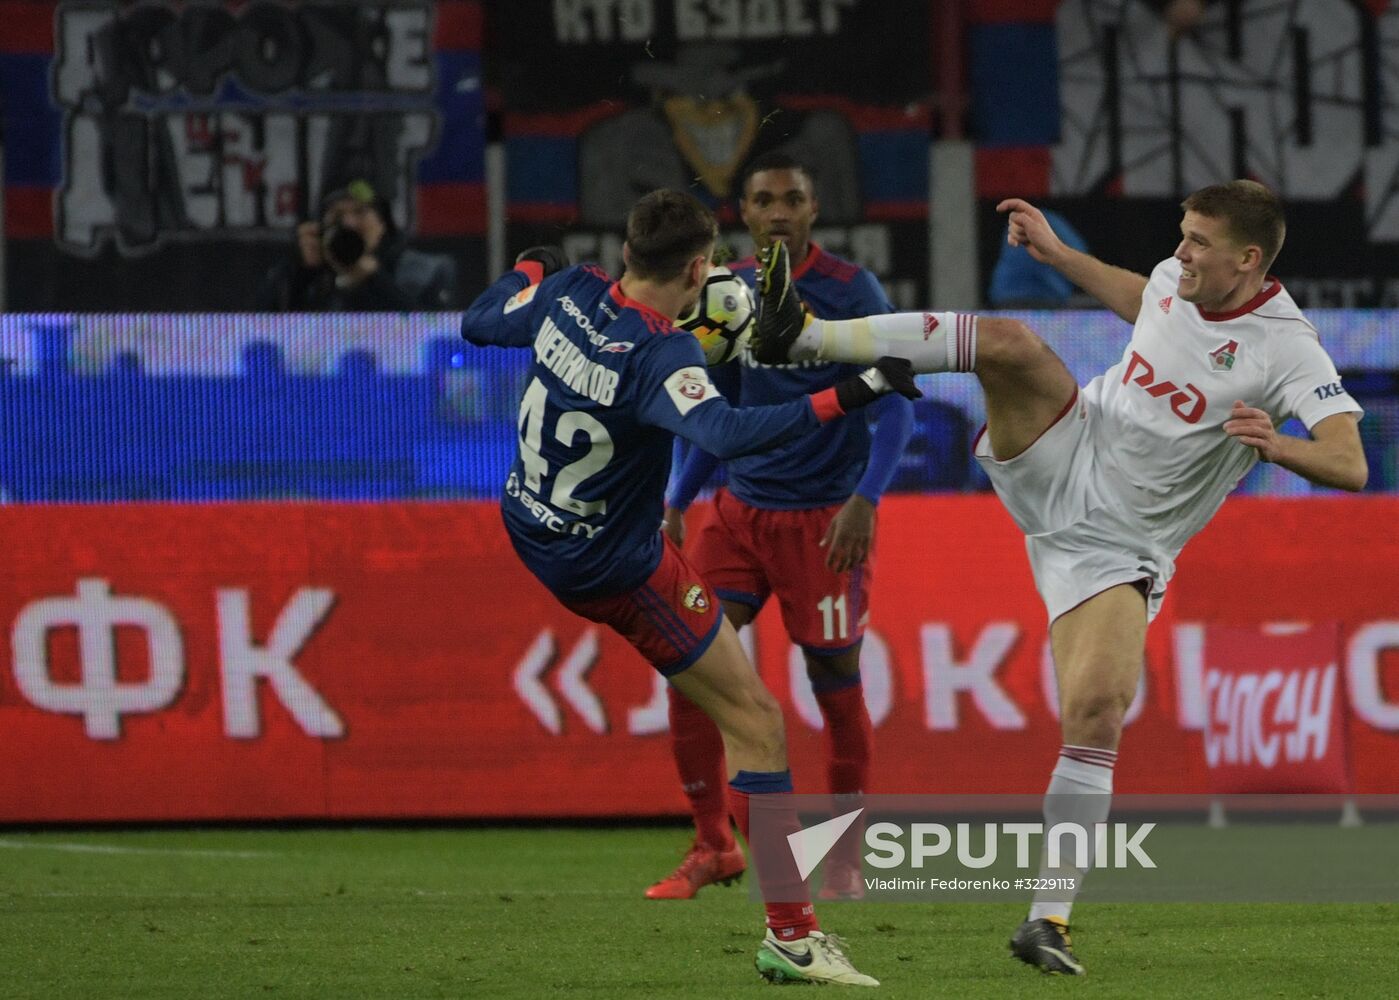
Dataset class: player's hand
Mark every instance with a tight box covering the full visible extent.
[834,357,922,412]
[1223,400,1284,461]
[515,245,568,278]
[874,357,922,399]
[820,495,875,573]
[661,506,686,547]
[996,198,1068,267]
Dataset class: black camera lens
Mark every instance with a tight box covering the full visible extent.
[324,224,366,267]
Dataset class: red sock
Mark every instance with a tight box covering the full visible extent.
[667,686,733,850]
[728,773,819,941]
[814,681,870,868]
[814,682,871,796]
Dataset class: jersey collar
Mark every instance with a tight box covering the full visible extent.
[609,281,673,329]
[790,242,822,281]
[1195,277,1283,322]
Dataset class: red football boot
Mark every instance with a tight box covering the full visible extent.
[816,859,866,901]
[644,840,746,900]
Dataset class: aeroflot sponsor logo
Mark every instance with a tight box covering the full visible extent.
[556,295,633,353]
[558,296,611,344]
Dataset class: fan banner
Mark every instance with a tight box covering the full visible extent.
[971,1,1399,308]
[0,0,485,311]
[0,496,1396,821]
[490,0,933,308]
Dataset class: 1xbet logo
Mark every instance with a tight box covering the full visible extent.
[1314,381,1347,401]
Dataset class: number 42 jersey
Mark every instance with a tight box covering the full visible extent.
[461,264,832,601]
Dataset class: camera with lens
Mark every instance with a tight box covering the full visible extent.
[321,222,367,270]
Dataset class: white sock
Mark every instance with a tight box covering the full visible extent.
[1027,745,1116,924]
[791,312,977,373]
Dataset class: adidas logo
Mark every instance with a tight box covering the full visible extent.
[1159,296,1172,313]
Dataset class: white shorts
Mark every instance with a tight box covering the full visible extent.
[973,390,1176,624]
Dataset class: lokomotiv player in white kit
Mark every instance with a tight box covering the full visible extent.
[747,180,1367,975]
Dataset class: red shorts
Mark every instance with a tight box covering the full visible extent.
[688,489,872,654]
[561,538,723,676]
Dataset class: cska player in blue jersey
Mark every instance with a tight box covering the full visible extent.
[649,154,912,903]
[462,189,920,986]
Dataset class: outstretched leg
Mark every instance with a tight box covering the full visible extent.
[753,239,1078,459]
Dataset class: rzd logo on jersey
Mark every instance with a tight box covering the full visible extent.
[682,585,709,613]
[1121,351,1206,423]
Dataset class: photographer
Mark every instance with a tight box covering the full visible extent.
[257,179,457,311]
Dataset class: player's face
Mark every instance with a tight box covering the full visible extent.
[740,169,818,256]
[1173,210,1259,311]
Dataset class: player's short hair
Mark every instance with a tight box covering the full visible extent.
[624,189,717,282]
[739,151,816,199]
[1181,180,1286,270]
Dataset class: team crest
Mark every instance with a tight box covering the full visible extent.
[663,94,759,197]
[682,585,709,613]
[1209,339,1239,372]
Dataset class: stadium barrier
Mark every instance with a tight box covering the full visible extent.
[1,496,1396,822]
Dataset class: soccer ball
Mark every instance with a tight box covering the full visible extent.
[677,266,755,366]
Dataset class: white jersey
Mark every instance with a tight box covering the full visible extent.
[1084,257,1363,553]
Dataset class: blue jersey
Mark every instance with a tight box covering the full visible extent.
[462,264,836,600]
[724,244,900,508]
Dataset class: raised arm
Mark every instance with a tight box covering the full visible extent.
[997,198,1147,324]
[460,247,568,349]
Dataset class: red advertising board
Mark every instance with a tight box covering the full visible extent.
[1,497,1397,821]
[1201,624,1351,794]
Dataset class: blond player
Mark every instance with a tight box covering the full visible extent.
[748,180,1367,974]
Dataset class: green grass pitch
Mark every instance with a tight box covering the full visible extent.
[1,826,1395,999]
